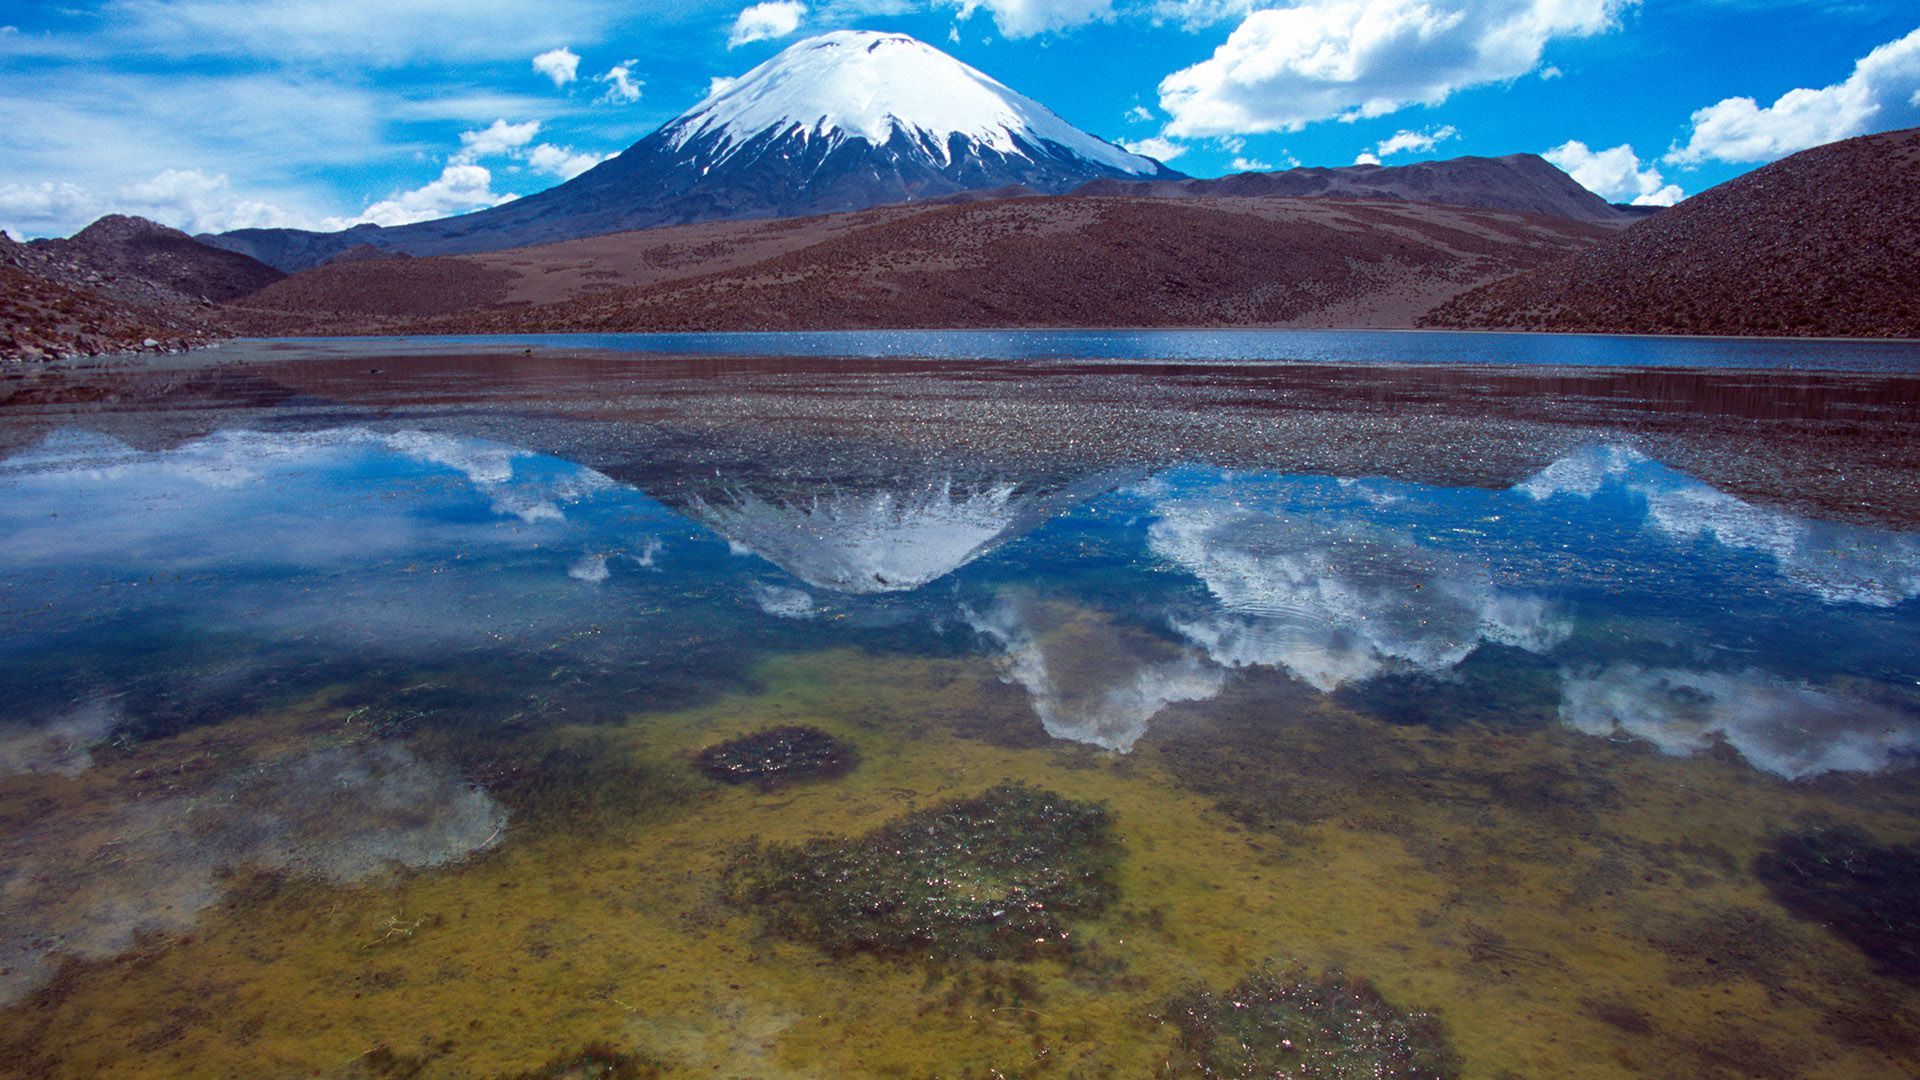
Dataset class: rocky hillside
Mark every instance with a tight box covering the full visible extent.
[1075,154,1639,226]
[1,217,280,360]
[225,194,1610,335]
[1425,128,1920,337]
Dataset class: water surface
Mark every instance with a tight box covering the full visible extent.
[3,342,1920,1078]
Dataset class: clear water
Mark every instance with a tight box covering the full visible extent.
[259,327,1920,371]
[4,343,1920,1078]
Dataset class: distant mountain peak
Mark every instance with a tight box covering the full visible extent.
[667,30,1161,177]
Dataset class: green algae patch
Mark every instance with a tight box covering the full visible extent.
[1756,827,1920,986]
[694,725,857,789]
[1163,962,1458,1079]
[728,783,1118,961]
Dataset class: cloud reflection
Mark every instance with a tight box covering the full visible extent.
[1148,492,1569,691]
[1519,445,1920,607]
[967,594,1225,751]
[0,742,504,1007]
[1561,665,1920,779]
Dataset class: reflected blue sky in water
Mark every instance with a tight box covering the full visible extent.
[3,425,1918,779]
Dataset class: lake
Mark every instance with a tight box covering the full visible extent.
[2,335,1919,1078]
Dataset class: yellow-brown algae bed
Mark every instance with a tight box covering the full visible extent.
[5,648,1917,1078]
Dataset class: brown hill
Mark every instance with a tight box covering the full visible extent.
[1425,128,1920,338]
[224,194,1609,335]
[1,215,281,360]
[1075,154,1639,226]
[25,214,284,307]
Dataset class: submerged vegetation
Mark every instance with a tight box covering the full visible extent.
[695,725,858,788]
[1162,963,1458,1079]
[1755,827,1920,985]
[728,783,1118,960]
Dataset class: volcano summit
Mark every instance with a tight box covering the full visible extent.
[205,31,1178,271]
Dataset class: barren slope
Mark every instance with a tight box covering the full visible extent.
[225,194,1609,335]
[1426,128,1920,338]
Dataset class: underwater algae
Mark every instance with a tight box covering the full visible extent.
[7,649,1920,1078]
[1162,962,1458,1079]
[695,725,858,788]
[727,783,1119,961]
[1756,828,1920,986]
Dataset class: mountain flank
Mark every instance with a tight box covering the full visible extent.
[223,193,1611,335]
[202,31,1177,272]
[1076,153,1644,226]
[1425,127,1920,338]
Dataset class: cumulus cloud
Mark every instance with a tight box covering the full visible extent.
[729,1,808,48]
[597,59,643,103]
[1126,104,1154,123]
[1667,27,1920,165]
[453,118,541,162]
[532,46,581,86]
[350,163,516,227]
[0,168,317,237]
[526,143,611,179]
[967,594,1225,751]
[1122,135,1188,162]
[1375,123,1457,157]
[950,0,1116,38]
[1158,0,1627,137]
[709,75,740,99]
[1561,665,1920,779]
[1231,156,1273,171]
[1544,140,1684,206]
[1354,151,1381,165]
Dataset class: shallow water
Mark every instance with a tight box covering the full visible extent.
[3,343,1920,1077]
[259,328,1920,371]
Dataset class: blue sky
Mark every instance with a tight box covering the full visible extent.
[1,0,1915,238]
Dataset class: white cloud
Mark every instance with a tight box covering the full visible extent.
[729,1,808,48]
[532,46,581,87]
[0,168,318,237]
[526,143,612,179]
[596,59,643,103]
[950,0,1116,38]
[1544,139,1683,206]
[1230,156,1272,171]
[1158,0,1628,137]
[87,0,617,67]
[1354,151,1381,165]
[1122,135,1188,162]
[1667,27,1920,165]
[1375,123,1457,157]
[1538,64,1563,80]
[1126,104,1154,123]
[349,163,516,227]
[453,118,541,163]
[709,75,740,99]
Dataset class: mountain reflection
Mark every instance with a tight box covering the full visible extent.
[681,473,1127,594]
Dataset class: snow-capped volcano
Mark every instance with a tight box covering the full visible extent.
[207,31,1180,271]
[668,31,1161,179]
